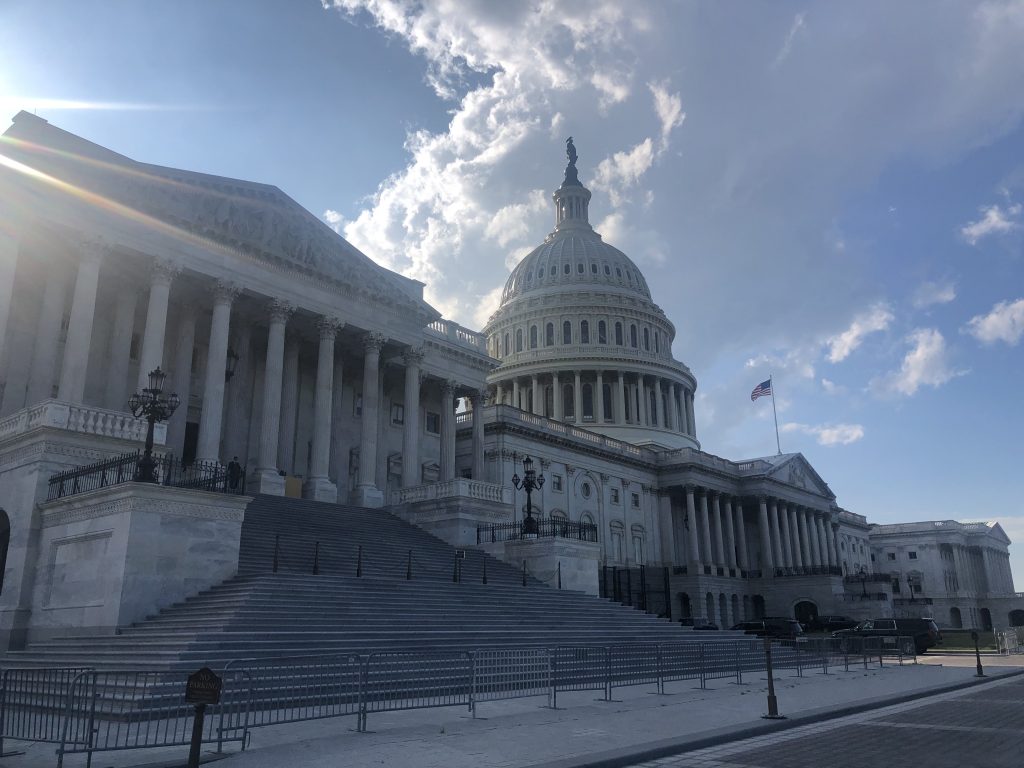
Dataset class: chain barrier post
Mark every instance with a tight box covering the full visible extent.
[406,549,412,580]
[482,556,487,584]
[557,561,562,590]
[356,545,362,578]
[272,533,279,573]
[699,643,706,689]
[762,637,784,719]
[604,646,611,702]
[973,630,985,677]
[656,644,664,694]
[312,541,319,575]
[522,560,527,587]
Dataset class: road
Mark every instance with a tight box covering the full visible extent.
[627,668,1024,768]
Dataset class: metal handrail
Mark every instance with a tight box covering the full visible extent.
[477,520,598,544]
[47,453,247,501]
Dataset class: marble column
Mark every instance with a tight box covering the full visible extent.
[815,515,830,568]
[105,285,139,411]
[494,382,504,406]
[768,501,784,570]
[303,316,342,501]
[658,492,675,566]
[686,390,696,436]
[165,307,196,455]
[686,486,700,566]
[699,490,713,567]
[401,347,423,488]
[137,258,180,390]
[711,493,726,567]
[788,506,804,568]
[596,370,605,423]
[254,299,294,495]
[353,333,386,506]
[778,502,793,568]
[573,370,582,421]
[531,374,541,415]
[470,389,485,481]
[196,281,239,464]
[512,379,520,410]
[826,523,838,569]
[758,498,775,573]
[639,376,650,426]
[807,510,822,567]
[0,232,17,384]
[277,337,300,475]
[723,496,738,569]
[329,354,346,490]
[439,379,456,482]
[734,500,749,571]
[223,323,254,464]
[797,510,812,568]
[26,270,69,405]
[617,371,626,423]
[669,383,680,432]
[57,242,104,403]
[552,372,563,420]
[653,378,663,428]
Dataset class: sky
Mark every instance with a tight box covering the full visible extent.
[1,1,1022,588]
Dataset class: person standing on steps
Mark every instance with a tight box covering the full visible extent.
[227,456,242,491]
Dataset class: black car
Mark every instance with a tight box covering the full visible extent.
[730,617,804,640]
[806,615,858,633]
[831,617,940,654]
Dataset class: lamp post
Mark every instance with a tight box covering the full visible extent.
[224,347,240,383]
[128,367,180,483]
[512,455,545,536]
[858,566,868,597]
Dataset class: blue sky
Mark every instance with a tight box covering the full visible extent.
[2,1,1022,587]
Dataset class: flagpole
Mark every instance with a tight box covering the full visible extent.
[770,374,781,455]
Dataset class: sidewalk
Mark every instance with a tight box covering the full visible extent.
[5,656,1021,768]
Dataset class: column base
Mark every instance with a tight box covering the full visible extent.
[350,485,385,509]
[253,468,286,496]
[302,476,338,503]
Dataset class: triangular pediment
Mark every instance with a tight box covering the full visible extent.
[761,453,835,500]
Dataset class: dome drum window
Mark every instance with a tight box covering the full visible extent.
[580,320,590,344]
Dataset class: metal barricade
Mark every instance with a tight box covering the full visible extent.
[658,642,703,691]
[0,668,91,757]
[471,648,551,715]
[358,651,472,732]
[734,638,764,684]
[218,654,360,746]
[551,646,609,707]
[769,639,804,677]
[702,640,741,684]
[607,644,660,696]
[57,670,250,768]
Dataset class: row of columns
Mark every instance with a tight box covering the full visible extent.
[493,369,695,436]
[754,496,838,573]
[954,545,1014,596]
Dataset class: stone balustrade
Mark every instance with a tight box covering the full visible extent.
[0,399,165,445]
[425,319,488,353]
[389,478,513,506]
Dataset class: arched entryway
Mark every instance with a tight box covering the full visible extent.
[731,594,740,627]
[742,595,751,621]
[679,592,692,620]
[705,592,715,624]
[794,600,818,626]
[718,593,727,627]
[752,595,766,619]
[1009,609,1024,627]
[0,509,9,595]
[980,608,993,631]
[949,607,963,628]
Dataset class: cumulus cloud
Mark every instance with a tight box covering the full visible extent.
[960,202,1022,244]
[964,298,1024,345]
[484,190,547,248]
[781,421,864,446]
[870,328,966,397]
[820,378,845,395]
[746,349,816,380]
[911,281,957,309]
[592,138,655,206]
[323,208,345,233]
[826,304,894,363]
[648,80,685,150]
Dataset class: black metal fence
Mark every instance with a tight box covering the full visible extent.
[599,565,672,618]
[47,451,246,501]
[774,565,843,577]
[477,519,598,544]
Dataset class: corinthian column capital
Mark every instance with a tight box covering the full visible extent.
[211,279,242,305]
[363,331,387,353]
[317,315,344,340]
[151,257,182,287]
[267,298,296,324]
[402,345,425,366]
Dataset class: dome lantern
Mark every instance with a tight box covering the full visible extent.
[554,137,592,231]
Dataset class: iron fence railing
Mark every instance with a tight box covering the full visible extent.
[0,636,917,760]
[47,452,247,501]
[477,519,598,544]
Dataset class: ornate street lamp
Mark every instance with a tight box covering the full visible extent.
[128,367,180,483]
[512,454,545,536]
[224,347,240,382]
[857,566,868,597]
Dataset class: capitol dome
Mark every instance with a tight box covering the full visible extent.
[483,141,699,450]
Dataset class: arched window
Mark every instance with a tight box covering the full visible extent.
[563,263,570,275]
[598,320,607,344]
[550,265,557,277]
[563,383,575,419]
[580,320,590,344]
[615,322,623,345]
[643,327,650,351]
[631,524,645,565]
[577,263,584,273]
[590,263,598,274]
[562,321,572,345]
[582,383,594,420]
[529,325,538,349]
[545,322,554,346]
[610,521,625,563]
[515,329,523,352]
[604,265,611,275]
[630,324,638,348]
[503,333,510,356]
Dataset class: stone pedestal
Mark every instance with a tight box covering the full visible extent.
[351,485,385,508]
[479,536,600,595]
[302,476,338,503]
[390,479,513,547]
[253,468,286,496]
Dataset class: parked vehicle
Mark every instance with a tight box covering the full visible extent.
[831,617,940,654]
[730,617,804,639]
[805,615,858,633]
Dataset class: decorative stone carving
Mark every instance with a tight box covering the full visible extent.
[402,346,425,366]
[317,315,344,340]
[151,257,182,287]
[363,331,387,353]
[211,279,241,305]
[267,298,295,324]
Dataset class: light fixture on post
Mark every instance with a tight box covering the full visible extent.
[224,347,240,383]
[857,566,868,598]
[129,366,180,483]
[511,454,545,536]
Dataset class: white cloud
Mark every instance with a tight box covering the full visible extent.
[323,208,345,233]
[911,281,957,309]
[772,12,806,69]
[820,378,845,395]
[592,138,655,206]
[484,190,547,248]
[826,304,894,363]
[591,71,631,110]
[870,328,966,397]
[648,80,685,151]
[960,202,1022,244]
[781,421,864,446]
[964,298,1024,345]
[745,348,816,380]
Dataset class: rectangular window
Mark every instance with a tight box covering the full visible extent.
[129,333,141,362]
[887,552,896,561]
[425,411,440,434]
[631,492,640,508]
[353,394,362,417]
[908,551,917,560]
[891,579,901,594]
[390,403,404,425]
[610,488,620,504]
[552,474,563,492]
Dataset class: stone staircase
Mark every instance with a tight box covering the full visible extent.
[4,496,712,670]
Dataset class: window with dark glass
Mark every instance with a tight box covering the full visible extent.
[515,328,523,352]
[503,333,509,356]
[603,383,613,420]
[580,320,590,344]
[563,263,571,275]
[563,383,575,418]
[577,263,584,273]
[591,263,598,273]
[529,325,538,349]
[545,322,554,346]
[643,327,650,351]
[562,320,572,345]
[630,325,638,348]
[615,322,623,345]
[582,383,594,419]
[598,320,607,344]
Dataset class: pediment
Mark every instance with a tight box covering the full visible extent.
[766,454,835,500]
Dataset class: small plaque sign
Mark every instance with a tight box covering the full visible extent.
[185,667,222,706]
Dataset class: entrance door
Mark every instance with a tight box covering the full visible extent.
[182,422,199,465]
[794,600,818,625]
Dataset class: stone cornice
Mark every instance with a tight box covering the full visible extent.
[39,483,251,528]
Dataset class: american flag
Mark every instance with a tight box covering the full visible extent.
[750,379,772,401]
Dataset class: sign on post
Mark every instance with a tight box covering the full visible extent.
[185,667,222,768]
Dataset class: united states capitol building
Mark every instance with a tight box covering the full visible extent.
[0,111,1020,651]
